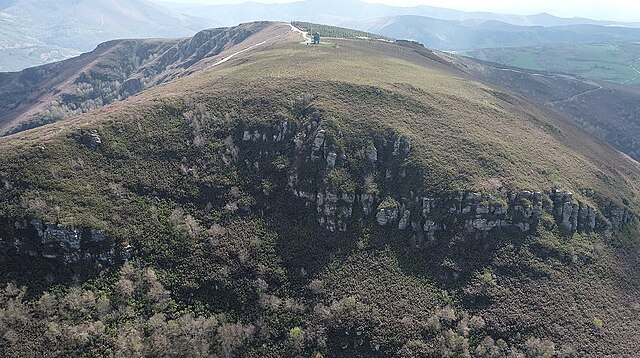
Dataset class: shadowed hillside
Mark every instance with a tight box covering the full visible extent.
[433,48,640,162]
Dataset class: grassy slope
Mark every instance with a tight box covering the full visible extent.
[0,26,639,356]
[39,34,638,205]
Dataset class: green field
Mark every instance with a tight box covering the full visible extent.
[465,42,640,86]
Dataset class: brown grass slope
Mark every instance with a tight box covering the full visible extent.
[448,53,640,162]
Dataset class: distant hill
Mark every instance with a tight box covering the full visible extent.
[0,0,216,71]
[343,15,640,50]
[160,0,640,28]
[464,42,640,86]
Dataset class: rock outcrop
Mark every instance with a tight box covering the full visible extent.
[236,110,635,239]
[79,131,103,149]
[0,219,125,266]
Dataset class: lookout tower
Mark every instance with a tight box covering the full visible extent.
[312,32,320,45]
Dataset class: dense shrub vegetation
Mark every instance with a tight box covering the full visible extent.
[292,22,394,41]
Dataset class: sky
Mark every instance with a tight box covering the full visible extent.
[157,0,640,22]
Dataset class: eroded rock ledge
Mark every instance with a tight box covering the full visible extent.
[292,186,633,239]
[0,219,126,265]
[236,112,635,239]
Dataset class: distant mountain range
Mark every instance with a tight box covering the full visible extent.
[0,0,216,71]
[158,0,640,49]
[159,0,640,28]
[343,15,640,50]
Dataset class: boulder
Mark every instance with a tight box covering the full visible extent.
[365,145,378,162]
[398,210,411,230]
[376,208,398,226]
[326,152,337,169]
[81,132,102,149]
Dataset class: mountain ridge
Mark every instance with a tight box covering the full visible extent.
[0,21,275,135]
[5,0,640,71]
[5,20,640,169]
[160,0,640,28]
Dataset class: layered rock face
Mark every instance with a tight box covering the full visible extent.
[0,220,123,265]
[293,182,632,238]
[237,113,635,239]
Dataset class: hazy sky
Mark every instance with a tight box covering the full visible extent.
[158,0,640,22]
